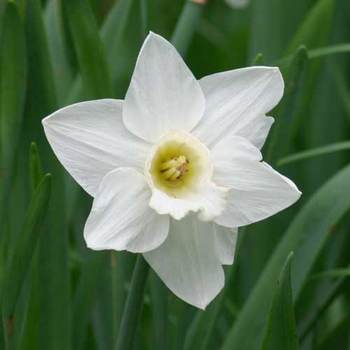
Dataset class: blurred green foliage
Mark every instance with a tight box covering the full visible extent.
[0,0,350,349]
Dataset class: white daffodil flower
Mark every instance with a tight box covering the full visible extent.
[225,0,249,9]
[42,32,301,309]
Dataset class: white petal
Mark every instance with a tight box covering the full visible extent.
[123,32,205,142]
[149,182,228,221]
[211,135,262,165]
[42,99,150,196]
[214,225,238,265]
[193,67,283,149]
[144,216,224,309]
[84,168,169,253]
[239,116,274,150]
[214,161,301,227]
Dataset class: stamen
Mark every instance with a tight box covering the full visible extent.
[160,155,189,181]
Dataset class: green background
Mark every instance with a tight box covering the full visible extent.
[1,0,350,349]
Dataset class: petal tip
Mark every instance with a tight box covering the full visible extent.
[41,115,50,127]
[144,31,168,47]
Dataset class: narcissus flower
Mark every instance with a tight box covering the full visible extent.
[42,32,301,309]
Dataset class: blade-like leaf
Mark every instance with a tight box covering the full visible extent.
[286,0,335,54]
[311,268,350,280]
[171,1,205,56]
[0,1,26,206]
[308,43,350,59]
[280,0,335,147]
[44,0,75,104]
[29,142,44,192]
[184,294,224,350]
[139,0,148,39]
[24,2,71,349]
[249,0,311,62]
[115,256,149,350]
[25,0,57,127]
[299,277,348,341]
[221,164,350,350]
[261,252,299,350]
[279,43,350,67]
[0,6,26,333]
[317,314,350,350]
[266,46,308,164]
[63,0,113,99]
[2,174,51,330]
[92,252,131,350]
[12,142,46,349]
[66,0,134,104]
[277,141,350,167]
[332,63,350,125]
[73,253,108,350]
[150,273,168,350]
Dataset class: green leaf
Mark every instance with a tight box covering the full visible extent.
[29,142,44,192]
[311,268,350,280]
[308,43,350,59]
[317,313,350,350]
[12,141,45,349]
[139,0,149,40]
[277,141,350,167]
[332,63,350,125]
[91,252,131,350]
[249,0,311,62]
[150,273,168,350]
[266,46,308,163]
[73,253,108,350]
[286,0,335,54]
[221,164,350,350]
[101,0,134,67]
[171,1,205,56]
[24,4,70,349]
[37,183,71,350]
[261,252,300,350]
[298,277,347,341]
[279,43,350,68]
[0,4,26,324]
[44,0,75,104]
[63,0,113,99]
[2,174,51,327]
[184,294,224,350]
[277,0,336,150]
[115,256,149,350]
[0,1,26,192]
[25,0,57,125]
[65,0,134,103]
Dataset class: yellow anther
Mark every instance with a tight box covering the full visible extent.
[160,155,188,181]
[162,167,177,179]
[160,159,178,171]
[169,170,181,181]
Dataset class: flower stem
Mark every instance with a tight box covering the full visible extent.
[171,0,207,56]
[115,255,149,350]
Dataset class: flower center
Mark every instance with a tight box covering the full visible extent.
[146,131,212,197]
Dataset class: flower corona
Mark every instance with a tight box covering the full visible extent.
[148,131,212,198]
